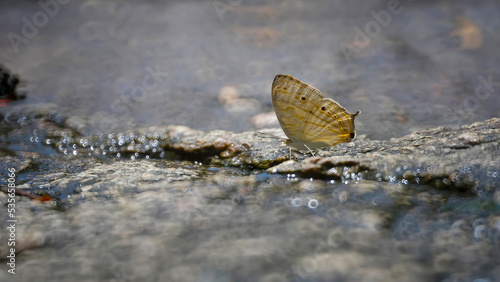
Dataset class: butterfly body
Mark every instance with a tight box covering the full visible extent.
[271,74,360,150]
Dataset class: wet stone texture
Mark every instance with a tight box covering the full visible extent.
[5,105,499,192]
[0,107,500,281]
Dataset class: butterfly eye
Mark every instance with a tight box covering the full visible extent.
[350,133,355,138]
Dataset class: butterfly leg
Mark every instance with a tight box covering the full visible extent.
[304,144,316,157]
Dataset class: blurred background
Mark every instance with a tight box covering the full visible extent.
[1,0,499,139]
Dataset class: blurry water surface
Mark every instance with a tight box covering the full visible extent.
[1,0,498,139]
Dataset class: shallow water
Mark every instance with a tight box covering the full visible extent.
[1,0,499,138]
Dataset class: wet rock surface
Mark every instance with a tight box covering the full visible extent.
[4,105,498,192]
[268,118,500,194]
[0,107,499,281]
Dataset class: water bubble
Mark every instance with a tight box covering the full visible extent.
[473,225,487,240]
[286,174,298,182]
[232,194,245,205]
[292,198,302,207]
[338,191,348,202]
[307,199,318,209]
[328,168,338,175]
[473,218,487,229]
[232,197,241,205]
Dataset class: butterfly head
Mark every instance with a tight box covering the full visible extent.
[339,110,360,144]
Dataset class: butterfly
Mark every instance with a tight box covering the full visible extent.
[271,74,360,154]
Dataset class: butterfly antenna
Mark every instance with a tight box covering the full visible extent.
[256,130,284,140]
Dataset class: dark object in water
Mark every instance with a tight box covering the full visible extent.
[0,65,27,104]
